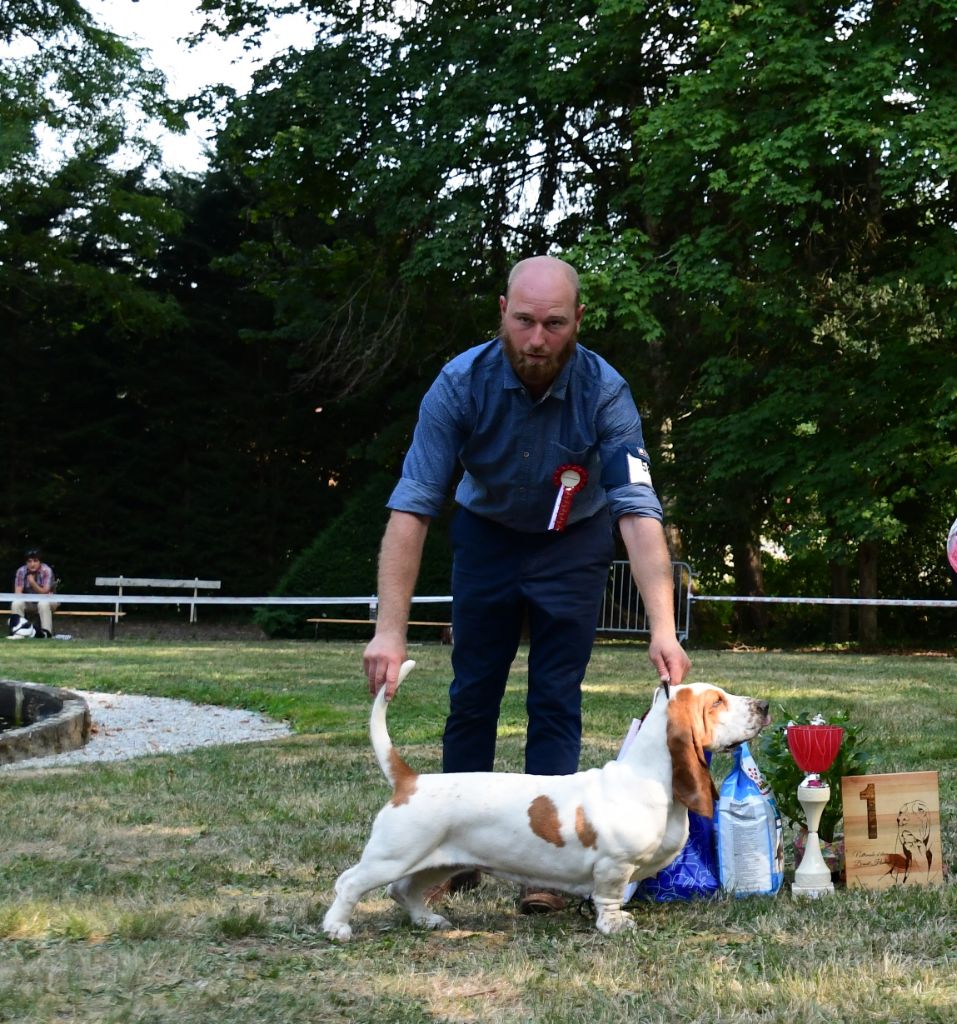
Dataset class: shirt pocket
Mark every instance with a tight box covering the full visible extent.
[546,443,601,493]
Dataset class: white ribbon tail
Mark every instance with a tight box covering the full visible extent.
[548,487,565,530]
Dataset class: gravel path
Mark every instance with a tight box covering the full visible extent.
[1,690,291,772]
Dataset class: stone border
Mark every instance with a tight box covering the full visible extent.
[0,680,91,765]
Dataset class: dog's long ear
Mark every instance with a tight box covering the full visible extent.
[666,689,718,818]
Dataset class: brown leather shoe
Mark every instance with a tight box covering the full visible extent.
[425,869,483,904]
[518,887,567,914]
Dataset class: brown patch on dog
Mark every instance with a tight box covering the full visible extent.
[575,806,598,849]
[528,795,565,847]
[389,748,418,806]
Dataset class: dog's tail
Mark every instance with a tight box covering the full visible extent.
[370,659,416,784]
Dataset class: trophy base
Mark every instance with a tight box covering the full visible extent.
[792,781,835,898]
[791,880,835,899]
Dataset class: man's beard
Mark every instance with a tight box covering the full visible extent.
[500,323,577,394]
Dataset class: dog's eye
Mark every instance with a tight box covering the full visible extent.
[712,697,725,708]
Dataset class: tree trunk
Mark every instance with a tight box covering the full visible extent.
[664,521,685,562]
[857,541,879,645]
[829,561,851,643]
[732,539,769,635]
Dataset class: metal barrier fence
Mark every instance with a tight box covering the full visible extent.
[597,560,693,643]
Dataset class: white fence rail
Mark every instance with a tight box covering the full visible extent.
[6,568,951,643]
[689,594,957,608]
[5,560,694,643]
[0,594,446,608]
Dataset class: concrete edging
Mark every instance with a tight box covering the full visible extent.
[0,680,91,765]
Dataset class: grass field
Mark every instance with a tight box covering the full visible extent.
[1,640,955,1023]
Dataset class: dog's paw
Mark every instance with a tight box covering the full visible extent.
[596,910,635,936]
[323,909,354,937]
[323,920,353,942]
[418,912,452,931]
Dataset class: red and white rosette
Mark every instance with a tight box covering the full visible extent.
[548,464,588,532]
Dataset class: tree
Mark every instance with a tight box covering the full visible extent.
[10,0,942,637]
[198,0,698,391]
[0,1,190,574]
[574,0,957,641]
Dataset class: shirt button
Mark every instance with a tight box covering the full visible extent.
[523,451,530,458]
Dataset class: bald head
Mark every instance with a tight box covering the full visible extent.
[506,256,581,306]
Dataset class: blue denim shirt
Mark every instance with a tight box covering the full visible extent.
[387,339,663,533]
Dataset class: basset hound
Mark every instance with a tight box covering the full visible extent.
[323,661,770,939]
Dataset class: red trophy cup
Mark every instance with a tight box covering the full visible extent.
[787,724,844,897]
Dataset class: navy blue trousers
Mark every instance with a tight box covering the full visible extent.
[442,507,615,776]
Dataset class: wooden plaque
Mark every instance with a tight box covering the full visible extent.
[841,772,944,890]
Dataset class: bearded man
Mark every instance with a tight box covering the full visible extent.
[361,255,690,912]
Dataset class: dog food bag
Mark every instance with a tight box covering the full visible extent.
[716,742,784,896]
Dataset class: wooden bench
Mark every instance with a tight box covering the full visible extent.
[95,577,222,623]
[306,618,453,644]
[2,608,126,640]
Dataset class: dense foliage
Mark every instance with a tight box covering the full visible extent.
[2,1,955,643]
[253,474,453,637]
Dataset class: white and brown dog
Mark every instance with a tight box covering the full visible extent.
[323,661,770,939]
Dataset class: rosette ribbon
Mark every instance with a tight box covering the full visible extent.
[548,464,588,532]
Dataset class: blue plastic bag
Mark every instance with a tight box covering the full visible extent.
[716,742,784,896]
[631,797,720,902]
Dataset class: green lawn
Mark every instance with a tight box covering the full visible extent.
[1,640,954,1023]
